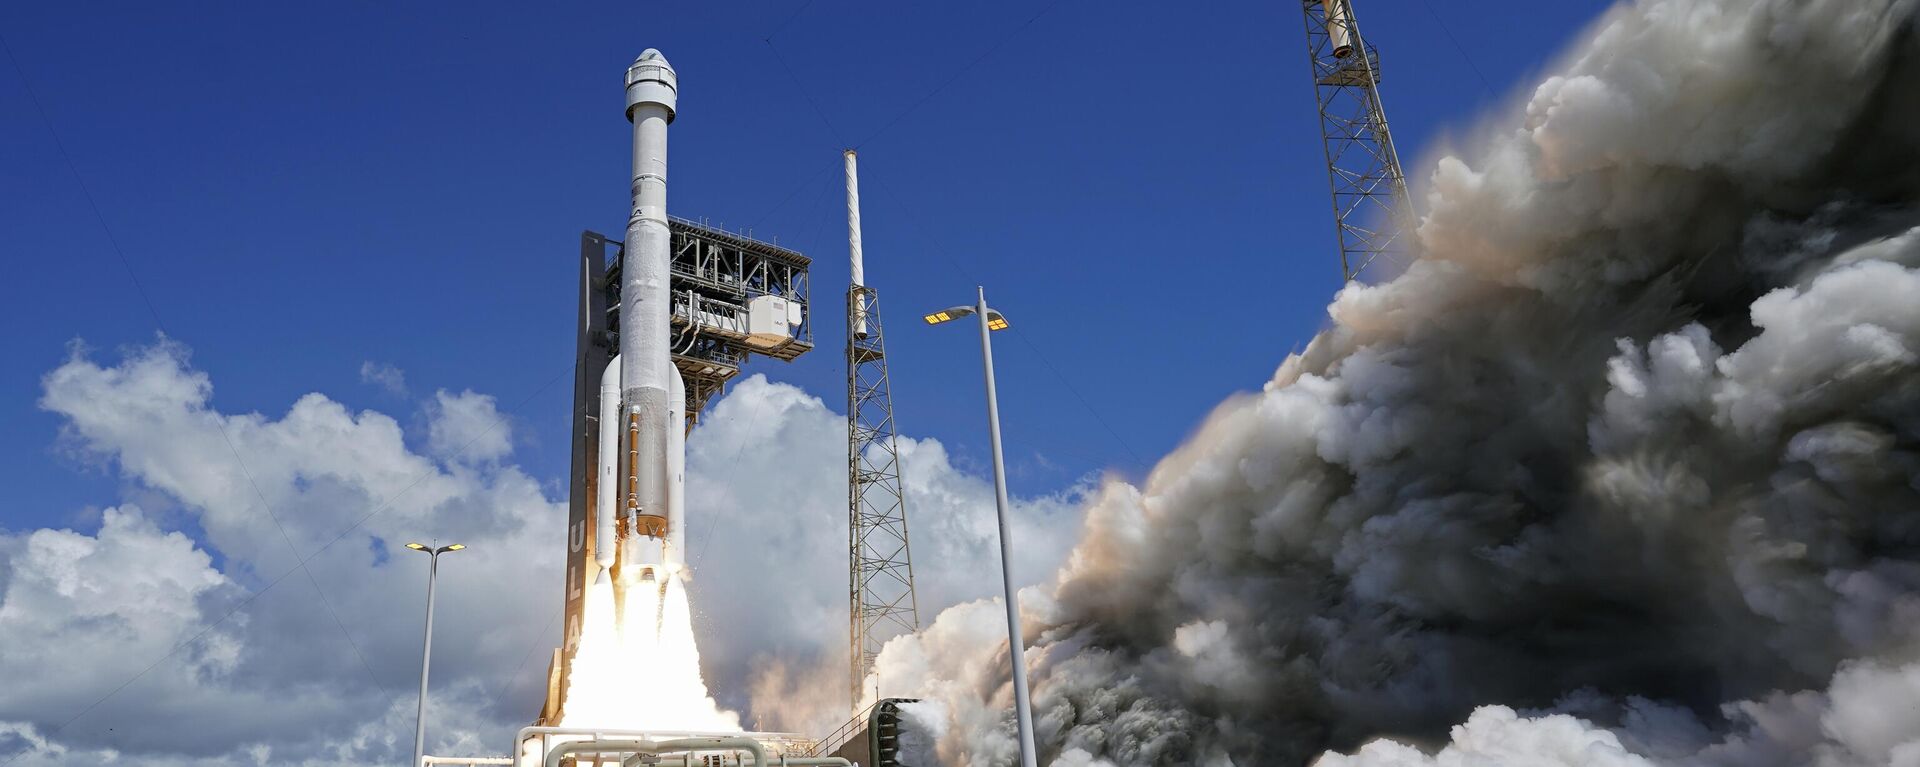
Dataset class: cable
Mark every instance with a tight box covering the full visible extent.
[859,171,1148,468]
[754,0,1072,228]
[759,13,1157,473]
[496,602,566,708]
[1,29,387,698]
[692,172,841,566]
[849,0,1067,150]
[0,35,165,332]
[1418,0,1495,97]
[748,158,838,234]
[764,0,820,42]
[763,38,846,146]
[4,360,574,762]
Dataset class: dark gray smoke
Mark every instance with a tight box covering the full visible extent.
[874,0,1920,764]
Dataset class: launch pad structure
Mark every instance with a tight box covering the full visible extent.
[543,220,814,725]
[489,0,1416,760]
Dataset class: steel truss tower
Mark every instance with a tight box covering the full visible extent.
[844,151,919,706]
[1300,0,1416,282]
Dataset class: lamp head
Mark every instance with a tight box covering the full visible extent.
[923,305,1009,331]
[923,306,972,325]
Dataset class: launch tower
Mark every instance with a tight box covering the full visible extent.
[1300,0,1415,282]
[841,151,920,707]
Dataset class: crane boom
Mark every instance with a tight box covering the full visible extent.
[1300,0,1416,282]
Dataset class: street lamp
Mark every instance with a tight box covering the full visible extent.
[924,287,1035,767]
[405,542,464,767]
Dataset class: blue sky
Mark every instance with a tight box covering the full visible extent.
[1,0,1607,535]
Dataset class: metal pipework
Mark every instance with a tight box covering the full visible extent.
[844,150,868,337]
[624,410,668,539]
[620,49,677,556]
[543,737,766,767]
[537,736,851,767]
[665,366,687,570]
[595,355,623,579]
[625,755,853,767]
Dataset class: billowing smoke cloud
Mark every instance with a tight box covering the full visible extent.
[876,0,1920,764]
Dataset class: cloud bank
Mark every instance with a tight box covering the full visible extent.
[3,344,1080,764]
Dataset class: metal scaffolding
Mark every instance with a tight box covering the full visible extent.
[1300,0,1416,282]
[552,223,812,721]
[844,151,919,706]
[588,220,815,421]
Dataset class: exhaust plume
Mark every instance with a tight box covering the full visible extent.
[875,0,1920,764]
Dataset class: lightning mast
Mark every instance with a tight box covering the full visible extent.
[844,150,920,707]
[1301,0,1416,282]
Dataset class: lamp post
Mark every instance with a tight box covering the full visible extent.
[405,542,464,767]
[924,287,1035,767]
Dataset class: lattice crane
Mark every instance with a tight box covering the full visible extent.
[1300,0,1417,282]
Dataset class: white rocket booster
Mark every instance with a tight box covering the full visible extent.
[594,48,685,585]
[594,355,622,583]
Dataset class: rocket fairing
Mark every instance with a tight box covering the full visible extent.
[594,49,685,588]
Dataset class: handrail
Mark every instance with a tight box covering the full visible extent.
[809,704,877,758]
[513,726,817,767]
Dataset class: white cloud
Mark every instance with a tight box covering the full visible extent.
[359,361,407,396]
[426,389,513,464]
[5,344,1087,764]
[1312,707,1658,767]
[18,340,564,764]
[683,374,1090,735]
[0,507,237,723]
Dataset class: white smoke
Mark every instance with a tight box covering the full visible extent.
[876,0,1920,764]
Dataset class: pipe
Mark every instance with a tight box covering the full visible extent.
[844,150,868,337]
[542,737,766,767]
[513,726,804,743]
[620,49,677,551]
[622,756,852,767]
[626,411,643,519]
[595,355,622,578]
[666,365,687,570]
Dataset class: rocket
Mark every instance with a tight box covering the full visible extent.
[594,49,686,589]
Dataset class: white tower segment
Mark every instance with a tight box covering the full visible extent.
[845,151,869,336]
[846,151,866,289]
